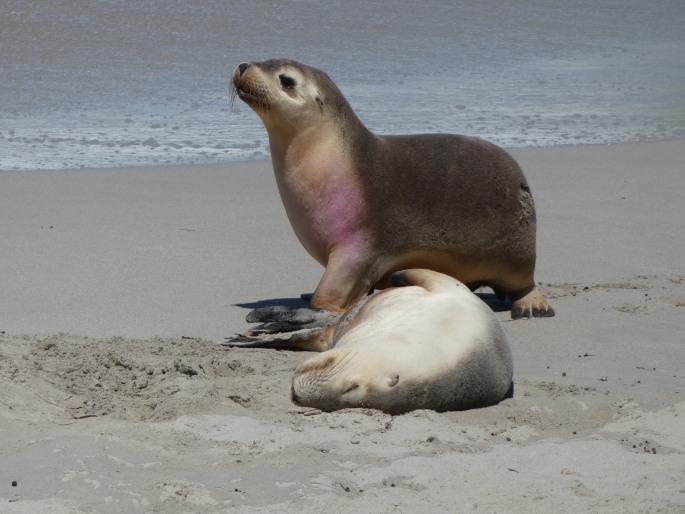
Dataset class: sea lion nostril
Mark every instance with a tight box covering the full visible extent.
[291,388,301,404]
[238,62,251,76]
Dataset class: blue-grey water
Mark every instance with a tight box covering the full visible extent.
[1,0,684,171]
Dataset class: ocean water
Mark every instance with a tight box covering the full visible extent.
[1,0,684,171]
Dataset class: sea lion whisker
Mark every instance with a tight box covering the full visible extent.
[261,89,274,109]
[228,86,238,120]
[319,350,357,380]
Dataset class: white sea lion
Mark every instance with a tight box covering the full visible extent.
[289,269,513,414]
[230,58,553,334]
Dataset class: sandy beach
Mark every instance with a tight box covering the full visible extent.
[1,141,684,513]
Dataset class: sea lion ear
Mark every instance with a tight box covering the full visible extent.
[315,95,324,109]
[387,375,399,387]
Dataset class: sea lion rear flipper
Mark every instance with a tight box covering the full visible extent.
[224,306,340,351]
[223,325,334,351]
[390,269,466,293]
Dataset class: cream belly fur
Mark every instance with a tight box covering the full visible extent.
[290,269,513,414]
[230,58,553,319]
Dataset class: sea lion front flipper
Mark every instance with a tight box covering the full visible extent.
[245,305,341,327]
[223,325,334,351]
[224,306,340,351]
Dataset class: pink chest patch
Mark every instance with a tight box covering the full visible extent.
[278,153,368,262]
[323,184,365,246]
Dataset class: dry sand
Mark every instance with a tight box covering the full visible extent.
[1,141,684,513]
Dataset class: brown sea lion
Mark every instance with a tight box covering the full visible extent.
[230,59,553,327]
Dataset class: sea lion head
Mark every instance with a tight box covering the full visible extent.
[290,345,413,414]
[231,59,345,135]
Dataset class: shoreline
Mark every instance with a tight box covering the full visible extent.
[1,140,684,512]
[3,137,684,175]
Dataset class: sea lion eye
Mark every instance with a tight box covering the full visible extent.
[342,382,359,394]
[279,74,296,89]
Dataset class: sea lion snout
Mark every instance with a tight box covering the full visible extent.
[290,383,302,405]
